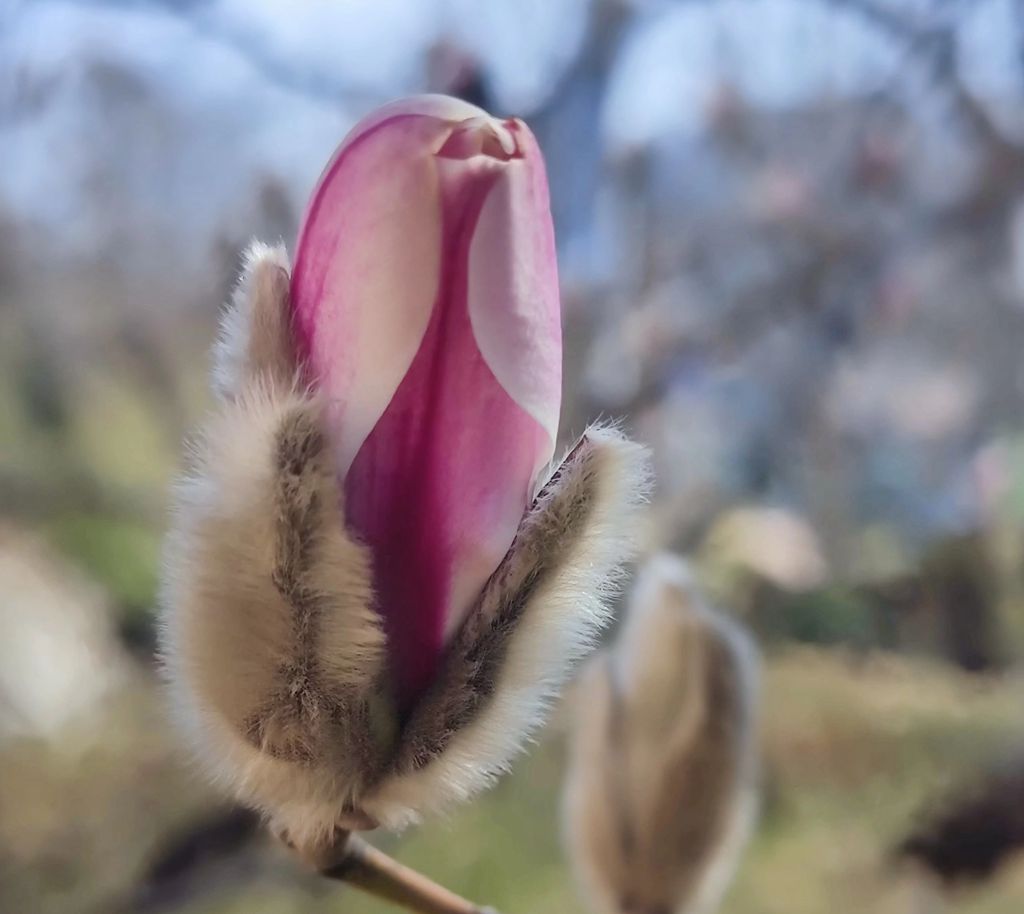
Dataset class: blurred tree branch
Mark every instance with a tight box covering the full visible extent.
[69,0,375,107]
[828,0,1024,155]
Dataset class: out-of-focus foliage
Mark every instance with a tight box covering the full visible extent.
[2,0,1024,910]
[2,646,1021,914]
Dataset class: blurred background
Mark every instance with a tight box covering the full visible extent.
[2,0,1024,911]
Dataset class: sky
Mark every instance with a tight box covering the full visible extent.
[1,0,1022,258]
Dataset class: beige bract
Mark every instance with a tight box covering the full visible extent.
[563,554,759,914]
[159,243,651,852]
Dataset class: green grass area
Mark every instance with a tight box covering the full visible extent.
[43,513,161,613]
[181,648,1024,914]
[3,645,1022,914]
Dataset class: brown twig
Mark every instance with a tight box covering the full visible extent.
[827,0,1024,153]
[305,832,498,914]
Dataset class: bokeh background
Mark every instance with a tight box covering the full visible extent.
[3,0,1024,912]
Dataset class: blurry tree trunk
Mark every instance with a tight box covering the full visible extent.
[922,534,1002,673]
[529,0,630,276]
[859,533,1004,672]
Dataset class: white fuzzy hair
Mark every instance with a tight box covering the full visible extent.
[161,242,387,847]
[210,240,293,402]
[363,425,652,829]
[160,241,652,853]
[563,553,760,914]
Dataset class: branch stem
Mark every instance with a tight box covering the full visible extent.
[320,834,497,914]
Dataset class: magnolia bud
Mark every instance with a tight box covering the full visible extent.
[159,99,651,853]
[563,554,759,914]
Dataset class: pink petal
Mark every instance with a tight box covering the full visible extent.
[291,114,446,477]
[339,94,490,146]
[292,99,561,711]
[467,120,561,455]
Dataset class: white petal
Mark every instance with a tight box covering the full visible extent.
[467,122,561,459]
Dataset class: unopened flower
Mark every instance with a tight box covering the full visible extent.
[563,554,759,914]
[160,95,650,853]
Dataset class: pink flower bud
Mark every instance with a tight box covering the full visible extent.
[290,95,561,708]
[160,98,651,850]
